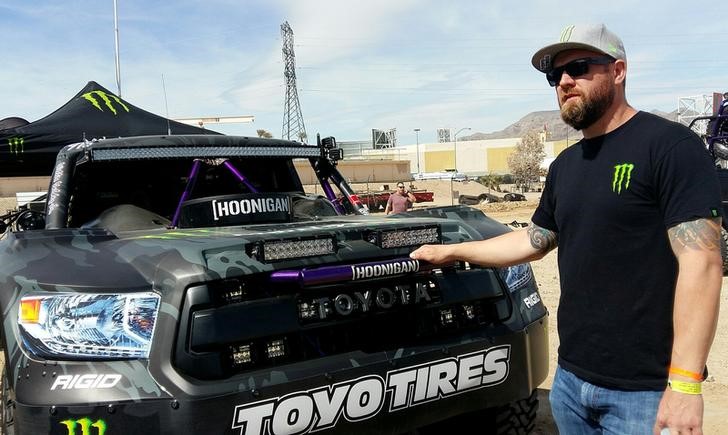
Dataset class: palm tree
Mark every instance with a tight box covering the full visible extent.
[256,129,273,139]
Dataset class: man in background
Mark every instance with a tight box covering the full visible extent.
[385,182,416,214]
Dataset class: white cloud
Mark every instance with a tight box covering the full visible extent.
[1,0,726,144]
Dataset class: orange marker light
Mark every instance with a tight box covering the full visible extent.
[19,298,42,323]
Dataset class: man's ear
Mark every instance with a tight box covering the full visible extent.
[614,59,627,86]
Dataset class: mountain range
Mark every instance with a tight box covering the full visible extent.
[463,109,678,142]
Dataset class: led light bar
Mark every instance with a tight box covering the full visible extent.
[221,280,247,304]
[265,339,287,359]
[367,226,440,249]
[231,344,253,366]
[249,237,336,262]
[92,145,321,161]
[298,301,320,320]
[462,304,475,320]
[439,308,455,326]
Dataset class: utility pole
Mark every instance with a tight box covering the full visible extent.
[281,21,307,141]
[414,128,421,174]
[113,0,122,97]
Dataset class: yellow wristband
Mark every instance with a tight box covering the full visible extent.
[668,379,702,395]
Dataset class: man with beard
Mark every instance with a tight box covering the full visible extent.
[411,24,722,434]
[385,182,417,214]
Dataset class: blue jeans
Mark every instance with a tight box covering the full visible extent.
[549,365,663,434]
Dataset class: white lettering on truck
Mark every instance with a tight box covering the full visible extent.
[231,345,511,435]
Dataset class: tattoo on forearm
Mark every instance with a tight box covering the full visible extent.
[528,224,558,252]
[668,218,721,254]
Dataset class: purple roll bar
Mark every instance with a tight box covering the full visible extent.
[223,160,259,193]
[171,159,202,227]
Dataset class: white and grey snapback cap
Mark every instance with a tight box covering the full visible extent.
[531,24,626,72]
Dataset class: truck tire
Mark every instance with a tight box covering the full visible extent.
[415,390,538,435]
[494,389,539,434]
[0,372,14,435]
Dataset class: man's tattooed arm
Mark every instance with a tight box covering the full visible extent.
[527,223,558,253]
[667,217,722,256]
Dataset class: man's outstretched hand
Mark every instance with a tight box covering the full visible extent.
[410,244,454,265]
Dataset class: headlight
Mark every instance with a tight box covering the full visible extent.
[18,292,160,360]
[498,263,533,292]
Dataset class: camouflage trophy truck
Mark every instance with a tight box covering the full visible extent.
[0,134,548,434]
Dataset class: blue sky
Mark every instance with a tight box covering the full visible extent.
[1,0,726,144]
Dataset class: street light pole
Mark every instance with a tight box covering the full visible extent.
[453,127,471,172]
[113,0,122,97]
[414,128,421,174]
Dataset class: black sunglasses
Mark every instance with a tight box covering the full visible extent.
[397,185,405,188]
[546,56,615,87]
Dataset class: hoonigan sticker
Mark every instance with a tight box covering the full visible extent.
[232,345,510,435]
[212,197,290,221]
[351,259,419,280]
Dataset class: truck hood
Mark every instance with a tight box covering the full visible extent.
[0,213,489,292]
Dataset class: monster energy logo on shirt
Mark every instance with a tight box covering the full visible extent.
[612,163,634,194]
[82,90,130,115]
[8,137,23,155]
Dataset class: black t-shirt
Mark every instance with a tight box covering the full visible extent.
[532,111,721,390]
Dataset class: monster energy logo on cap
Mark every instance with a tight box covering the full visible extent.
[612,163,634,194]
[82,90,130,115]
[8,137,23,155]
[560,25,575,42]
[532,24,626,72]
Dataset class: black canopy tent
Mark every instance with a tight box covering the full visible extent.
[0,81,220,176]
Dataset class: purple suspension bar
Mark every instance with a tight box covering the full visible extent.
[172,159,202,227]
[320,179,345,214]
[223,160,259,193]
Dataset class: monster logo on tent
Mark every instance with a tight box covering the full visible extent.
[81,90,130,115]
[8,137,23,155]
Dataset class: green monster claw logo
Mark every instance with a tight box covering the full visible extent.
[612,163,634,194]
[82,90,130,115]
[60,417,107,435]
[560,25,575,42]
[8,137,24,155]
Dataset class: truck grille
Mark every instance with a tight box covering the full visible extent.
[173,265,510,380]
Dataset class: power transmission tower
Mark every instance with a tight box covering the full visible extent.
[281,21,307,142]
